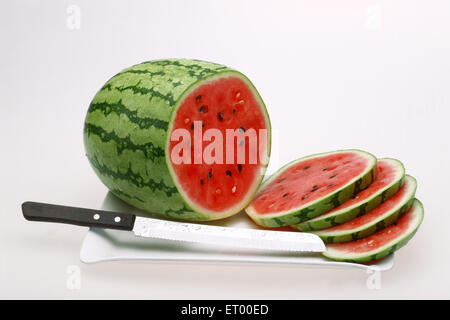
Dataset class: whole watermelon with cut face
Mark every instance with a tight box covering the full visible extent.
[84,59,271,221]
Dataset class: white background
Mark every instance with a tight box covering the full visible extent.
[2,0,450,299]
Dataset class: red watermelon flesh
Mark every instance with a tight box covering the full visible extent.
[319,159,401,217]
[168,76,270,215]
[325,199,423,257]
[250,152,372,214]
[320,175,415,232]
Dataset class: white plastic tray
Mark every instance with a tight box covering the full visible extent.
[80,192,394,271]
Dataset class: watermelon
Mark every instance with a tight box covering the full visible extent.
[245,150,377,228]
[294,158,405,231]
[312,175,417,243]
[323,199,424,263]
[84,59,271,221]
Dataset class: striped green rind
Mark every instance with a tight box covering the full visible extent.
[84,58,270,221]
[313,175,417,243]
[323,199,424,263]
[294,158,405,231]
[245,150,377,228]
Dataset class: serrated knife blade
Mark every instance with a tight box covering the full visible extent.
[132,216,325,252]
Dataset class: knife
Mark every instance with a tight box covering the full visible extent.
[21,201,326,252]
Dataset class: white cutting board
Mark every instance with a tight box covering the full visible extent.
[80,192,394,271]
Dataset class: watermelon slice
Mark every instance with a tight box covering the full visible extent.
[294,158,405,231]
[312,175,417,243]
[245,150,377,227]
[323,199,424,263]
[84,59,271,221]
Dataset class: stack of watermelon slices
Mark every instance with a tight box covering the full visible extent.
[245,150,424,263]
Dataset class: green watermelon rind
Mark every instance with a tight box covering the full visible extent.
[313,175,417,243]
[323,199,424,263]
[84,58,271,221]
[164,70,272,220]
[245,149,377,228]
[294,158,405,231]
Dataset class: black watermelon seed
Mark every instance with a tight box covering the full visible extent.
[282,193,289,198]
[199,105,206,113]
[330,174,337,179]
[323,168,328,171]
[226,170,232,177]
[327,184,334,188]
[208,169,212,179]
[352,194,357,199]
[302,195,308,200]
[232,108,236,114]
[237,164,242,172]
[190,123,194,130]
[217,112,224,121]
[304,166,311,170]
[195,95,202,102]
[200,178,204,185]
[312,185,319,191]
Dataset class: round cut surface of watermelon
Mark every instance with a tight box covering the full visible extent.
[245,150,377,227]
[167,73,270,219]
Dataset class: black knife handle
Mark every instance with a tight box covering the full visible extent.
[22,201,136,231]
